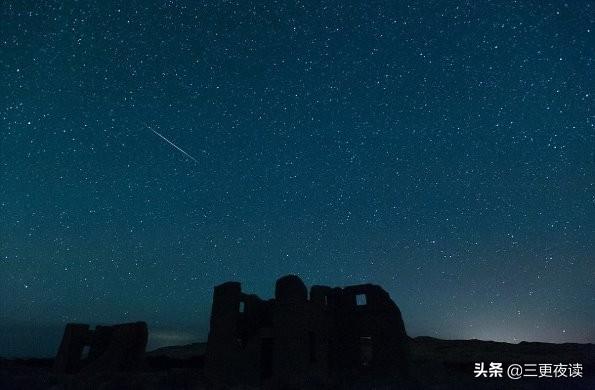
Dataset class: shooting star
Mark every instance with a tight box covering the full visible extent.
[147,125,199,164]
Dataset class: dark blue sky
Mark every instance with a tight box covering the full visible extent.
[1,0,594,357]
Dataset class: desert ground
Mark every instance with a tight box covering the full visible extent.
[1,337,593,389]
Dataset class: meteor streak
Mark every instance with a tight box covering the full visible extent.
[147,125,199,163]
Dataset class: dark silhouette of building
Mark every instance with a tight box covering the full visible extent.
[205,275,409,388]
[53,321,148,375]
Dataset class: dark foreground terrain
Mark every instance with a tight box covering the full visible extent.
[1,337,593,389]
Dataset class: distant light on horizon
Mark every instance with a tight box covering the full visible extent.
[148,329,201,351]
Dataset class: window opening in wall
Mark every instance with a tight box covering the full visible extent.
[360,336,373,367]
[260,338,274,379]
[309,331,317,363]
[356,294,367,306]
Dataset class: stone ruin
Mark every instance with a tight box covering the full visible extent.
[52,321,148,375]
[205,275,410,388]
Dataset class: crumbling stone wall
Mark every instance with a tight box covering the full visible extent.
[205,275,409,388]
[330,284,409,382]
[52,321,148,375]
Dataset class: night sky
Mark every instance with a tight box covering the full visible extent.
[1,1,594,358]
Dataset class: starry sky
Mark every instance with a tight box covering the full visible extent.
[1,1,594,358]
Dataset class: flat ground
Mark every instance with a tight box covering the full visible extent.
[1,337,593,389]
